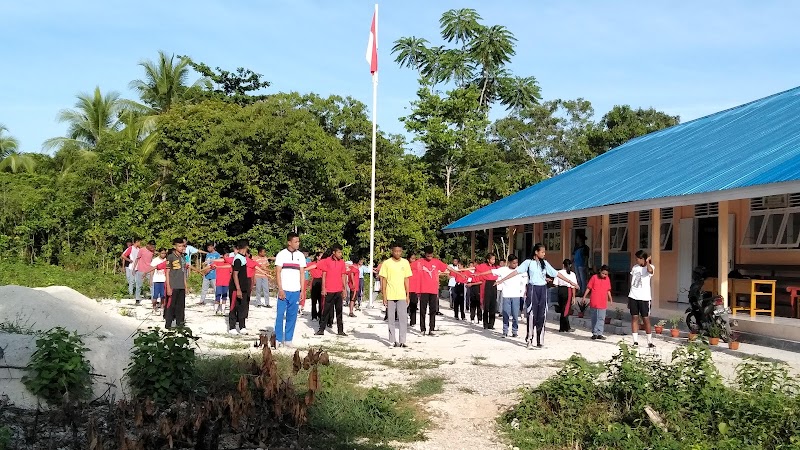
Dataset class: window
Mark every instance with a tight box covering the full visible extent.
[609,213,628,251]
[660,208,674,251]
[543,221,561,252]
[638,210,651,250]
[695,202,719,218]
[742,194,800,249]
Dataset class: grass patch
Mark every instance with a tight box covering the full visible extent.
[206,340,251,351]
[118,307,133,317]
[410,375,445,397]
[0,261,207,299]
[379,357,447,370]
[458,387,477,395]
[194,353,424,447]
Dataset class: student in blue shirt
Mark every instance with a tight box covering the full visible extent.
[496,243,578,349]
[200,243,220,305]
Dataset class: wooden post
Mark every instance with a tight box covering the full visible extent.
[651,208,661,308]
[718,200,729,308]
[561,219,568,262]
[487,228,494,257]
[601,214,610,266]
[470,231,476,262]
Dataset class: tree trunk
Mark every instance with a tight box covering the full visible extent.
[445,165,453,198]
[479,68,489,107]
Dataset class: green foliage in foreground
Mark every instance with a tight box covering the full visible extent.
[126,327,198,405]
[22,327,92,404]
[194,353,425,448]
[501,343,800,450]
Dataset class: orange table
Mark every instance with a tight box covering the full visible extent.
[788,286,800,319]
[731,279,776,317]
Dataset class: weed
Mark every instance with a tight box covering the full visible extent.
[0,313,36,335]
[459,387,477,395]
[125,327,198,404]
[118,307,133,317]
[410,375,445,397]
[22,327,92,404]
[471,355,488,365]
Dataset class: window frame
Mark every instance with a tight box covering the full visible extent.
[742,207,800,249]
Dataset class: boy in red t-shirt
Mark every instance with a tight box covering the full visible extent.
[417,246,450,335]
[347,258,360,318]
[581,265,613,340]
[204,255,233,315]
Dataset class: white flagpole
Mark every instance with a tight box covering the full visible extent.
[368,3,378,309]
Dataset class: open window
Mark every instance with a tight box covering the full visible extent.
[742,194,800,249]
[660,208,674,251]
[609,213,628,251]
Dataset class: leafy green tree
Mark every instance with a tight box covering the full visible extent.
[183,59,272,106]
[468,24,517,107]
[588,105,680,154]
[0,152,36,173]
[391,37,430,76]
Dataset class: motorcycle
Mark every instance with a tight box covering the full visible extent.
[685,266,733,342]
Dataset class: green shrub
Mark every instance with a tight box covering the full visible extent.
[22,327,92,404]
[500,342,800,450]
[125,327,197,404]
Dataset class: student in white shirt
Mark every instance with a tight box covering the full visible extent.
[554,259,579,332]
[629,250,655,348]
[491,255,527,338]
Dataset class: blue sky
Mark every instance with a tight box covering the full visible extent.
[2,0,800,152]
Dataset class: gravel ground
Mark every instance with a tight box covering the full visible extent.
[2,286,800,449]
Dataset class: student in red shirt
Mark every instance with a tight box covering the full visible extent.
[466,261,482,323]
[307,252,324,321]
[407,253,420,327]
[473,253,500,330]
[582,264,613,340]
[204,254,233,316]
[417,246,450,335]
[451,264,469,320]
[347,257,360,318]
[315,244,349,336]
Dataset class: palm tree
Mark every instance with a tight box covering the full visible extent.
[498,76,541,112]
[0,124,19,158]
[392,37,430,76]
[45,87,125,150]
[0,151,36,173]
[439,8,483,46]
[468,25,517,107]
[129,51,206,113]
[119,110,158,164]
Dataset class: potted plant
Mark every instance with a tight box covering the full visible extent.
[654,320,666,335]
[577,299,589,318]
[728,331,740,350]
[707,323,722,345]
[669,316,681,338]
[688,324,699,342]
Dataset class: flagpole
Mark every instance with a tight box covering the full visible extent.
[368,3,378,309]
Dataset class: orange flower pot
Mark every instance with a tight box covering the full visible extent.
[654,326,664,335]
[688,333,698,341]
[709,337,720,345]
[728,341,739,350]
[670,329,680,338]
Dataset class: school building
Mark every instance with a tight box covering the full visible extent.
[444,87,800,341]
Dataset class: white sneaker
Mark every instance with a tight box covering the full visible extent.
[284,341,294,348]
[239,328,248,335]
[228,329,239,335]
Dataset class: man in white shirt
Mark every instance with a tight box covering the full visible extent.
[491,255,527,338]
[447,258,459,313]
[274,232,307,347]
[629,250,655,348]
[121,238,141,297]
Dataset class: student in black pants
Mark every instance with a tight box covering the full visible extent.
[453,273,466,320]
[469,282,482,323]
[407,253,419,327]
[164,237,188,329]
[230,240,252,334]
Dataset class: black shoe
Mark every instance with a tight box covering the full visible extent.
[266,305,273,308]
[427,331,434,336]
[598,335,607,340]
[393,342,398,348]
[315,330,324,336]
[591,335,598,340]
[633,341,639,346]
[537,344,543,348]
[400,343,408,348]
[256,304,263,308]
[512,334,518,338]
[436,311,444,316]
[648,343,656,348]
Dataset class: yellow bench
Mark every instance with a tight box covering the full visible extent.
[702,278,776,317]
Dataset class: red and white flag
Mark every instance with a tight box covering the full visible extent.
[365,5,378,74]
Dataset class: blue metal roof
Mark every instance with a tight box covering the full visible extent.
[445,86,800,232]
